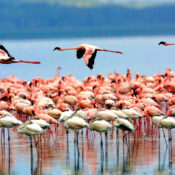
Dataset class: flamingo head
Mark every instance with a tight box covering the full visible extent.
[158,41,167,46]
[53,47,62,51]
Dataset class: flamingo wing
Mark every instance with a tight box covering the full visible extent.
[0,45,13,58]
[0,45,15,61]
[87,50,97,70]
[83,47,97,70]
[76,48,85,59]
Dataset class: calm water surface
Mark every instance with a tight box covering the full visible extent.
[0,115,175,175]
[0,36,175,175]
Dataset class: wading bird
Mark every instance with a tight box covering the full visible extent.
[54,44,123,69]
[158,41,175,46]
[0,45,40,64]
[0,115,22,140]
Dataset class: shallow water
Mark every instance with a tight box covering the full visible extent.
[1,35,175,81]
[0,114,175,175]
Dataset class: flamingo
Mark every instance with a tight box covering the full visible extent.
[64,116,89,130]
[54,44,123,69]
[158,41,175,46]
[89,120,113,133]
[89,120,113,148]
[31,118,50,129]
[110,107,128,119]
[73,109,90,120]
[59,109,74,122]
[64,116,89,155]
[95,109,118,121]
[159,117,175,166]
[46,108,62,119]
[122,108,143,120]
[0,115,22,140]
[17,120,44,136]
[105,99,115,109]
[0,115,22,128]
[114,117,135,132]
[0,45,40,64]
[152,115,168,146]
[17,120,45,162]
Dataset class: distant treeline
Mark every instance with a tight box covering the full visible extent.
[1,2,175,39]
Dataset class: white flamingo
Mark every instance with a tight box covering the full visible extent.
[0,115,22,140]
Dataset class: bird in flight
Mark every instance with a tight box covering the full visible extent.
[54,44,123,70]
[0,45,40,64]
[158,41,175,46]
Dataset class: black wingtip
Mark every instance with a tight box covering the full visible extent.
[158,41,166,45]
[53,47,61,51]
[88,65,93,70]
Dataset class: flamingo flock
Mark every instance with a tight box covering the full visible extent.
[0,68,175,143]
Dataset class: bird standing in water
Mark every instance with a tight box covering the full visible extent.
[0,45,40,64]
[54,43,123,69]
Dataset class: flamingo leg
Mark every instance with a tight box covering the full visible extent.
[7,128,10,141]
[105,132,108,171]
[76,130,80,156]
[168,129,172,169]
[162,128,168,147]
[8,129,11,175]
[158,128,161,170]
[30,136,34,175]
[100,132,104,160]
[66,129,69,144]
[34,136,39,159]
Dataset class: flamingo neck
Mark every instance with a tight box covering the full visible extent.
[166,43,175,46]
[61,47,79,51]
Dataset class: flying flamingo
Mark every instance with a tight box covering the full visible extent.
[0,45,40,64]
[158,41,175,46]
[54,44,123,69]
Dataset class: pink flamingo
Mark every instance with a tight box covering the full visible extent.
[54,44,123,69]
[0,45,40,64]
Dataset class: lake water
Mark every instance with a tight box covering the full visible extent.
[1,36,175,175]
[0,35,175,81]
[1,117,175,175]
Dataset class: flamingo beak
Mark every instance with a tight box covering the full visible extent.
[53,47,61,51]
[158,41,166,45]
